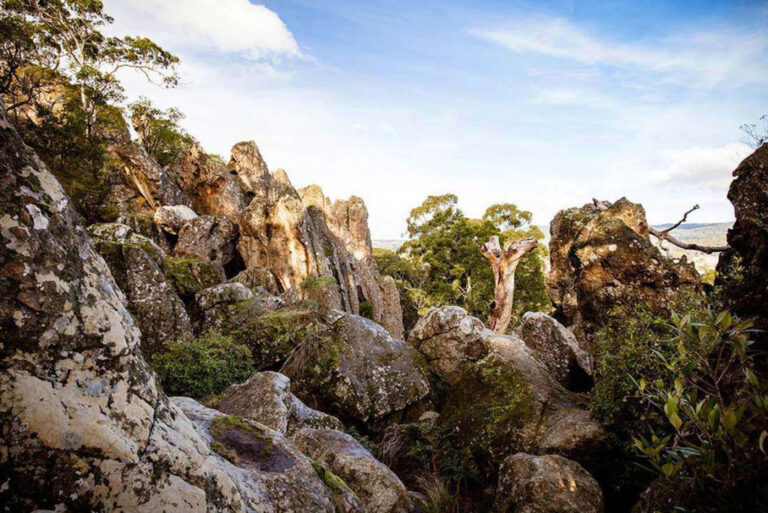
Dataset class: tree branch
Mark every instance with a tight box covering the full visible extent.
[648,227,729,254]
[649,204,729,254]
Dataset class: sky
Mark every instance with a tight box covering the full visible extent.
[102,0,768,239]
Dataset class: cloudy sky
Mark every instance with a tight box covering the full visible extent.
[103,0,768,238]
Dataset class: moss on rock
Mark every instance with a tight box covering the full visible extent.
[162,255,225,299]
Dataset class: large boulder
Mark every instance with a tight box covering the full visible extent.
[717,143,768,346]
[108,140,192,210]
[170,143,246,220]
[175,213,238,267]
[154,204,198,235]
[216,371,343,436]
[411,307,604,469]
[518,312,592,391]
[0,101,247,511]
[173,398,348,513]
[291,428,411,513]
[88,222,194,355]
[285,312,432,426]
[494,453,605,513]
[546,198,701,340]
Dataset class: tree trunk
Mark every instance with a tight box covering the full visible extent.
[481,235,538,334]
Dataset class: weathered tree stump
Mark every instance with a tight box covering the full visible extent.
[481,235,538,333]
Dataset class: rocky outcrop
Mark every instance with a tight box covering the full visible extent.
[154,204,198,234]
[495,453,605,513]
[171,143,246,220]
[108,141,192,210]
[411,307,604,467]
[216,371,343,436]
[88,222,194,355]
[175,214,238,267]
[547,198,700,339]
[717,143,768,345]
[173,398,344,513]
[291,428,412,513]
[518,312,592,391]
[0,101,247,511]
[196,282,254,313]
[286,312,431,426]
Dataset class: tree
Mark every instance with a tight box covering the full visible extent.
[481,235,539,333]
[2,0,179,136]
[740,114,768,148]
[128,97,195,167]
[399,195,549,329]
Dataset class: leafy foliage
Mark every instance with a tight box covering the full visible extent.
[128,96,194,166]
[151,331,254,400]
[632,310,768,508]
[395,194,548,329]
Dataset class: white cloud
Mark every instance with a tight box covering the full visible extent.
[104,0,301,60]
[473,17,768,87]
[649,143,752,189]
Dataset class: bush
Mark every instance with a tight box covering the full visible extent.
[632,310,768,511]
[589,290,707,439]
[151,331,253,399]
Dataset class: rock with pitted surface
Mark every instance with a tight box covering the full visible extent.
[175,213,238,267]
[173,397,346,513]
[518,312,592,391]
[216,371,343,436]
[495,453,605,513]
[88,222,194,355]
[717,143,768,346]
[196,282,254,312]
[108,140,192,210]
[286,312,431,426]
[171,143,246,220]
[154,204,198,234]
[411,307,604,469]
[547,197,701,340]
[291,428,411,513]
[0,101,248,512]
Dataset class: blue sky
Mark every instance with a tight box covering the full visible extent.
[104,0,768,238]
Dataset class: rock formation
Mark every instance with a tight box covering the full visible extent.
[494,453,605,513]
[517,312,592,391]
[717,143,768,345]
[89,222,194,356]
[547,197,701,340]
[411,306,605,468]
[0,101,247,511]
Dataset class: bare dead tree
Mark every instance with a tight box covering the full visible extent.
[481,235,539,334]
[648,204,729,255]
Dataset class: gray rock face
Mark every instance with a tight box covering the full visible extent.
[175,213,238,267]
[216,371,343,436]
[291,428,411,513]
[89,222,194,356]
[409,305,488,384]
[154,204,198,234]
[495,453,605,513]
[518,312,592,391]
[196,282,254,312]
[411,307,604,463]
[0,101,247,512]
[173,398,341,513]
[287,312,431,425]
[229,265,282,295]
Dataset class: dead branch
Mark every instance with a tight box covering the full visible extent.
[649,204,729,254]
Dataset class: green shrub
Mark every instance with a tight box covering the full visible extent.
[589,290,707,439]
[632,310,768,511]
[151,331,253,399]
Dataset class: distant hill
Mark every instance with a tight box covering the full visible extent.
[373,222,731,274]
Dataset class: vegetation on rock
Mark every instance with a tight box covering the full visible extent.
[151,331,254,399]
